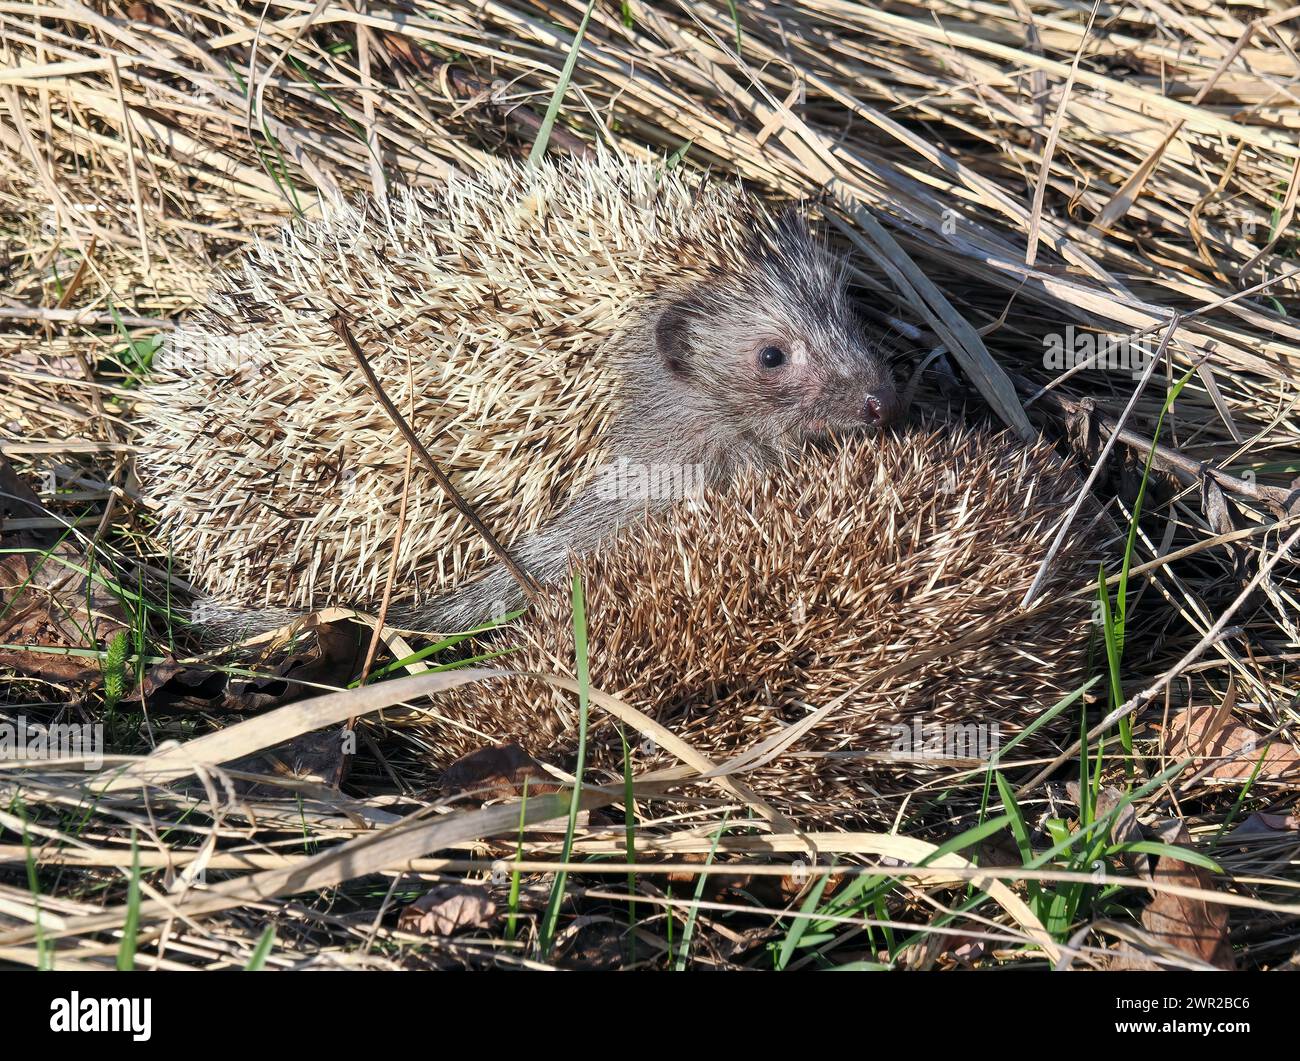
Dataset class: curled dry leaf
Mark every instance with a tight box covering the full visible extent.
[555,916,627,970]
[438,742,557,801]
[1200,478,1250,588]
[0,552,129,683]
[130,620,373,712]
[1164,705,1300,782]
[949,939,990,967]
[1227,811,1300,838]
[131,657,230,709]
[1133,820,1235,971]
[378,30,438,73]
[0,459,129,684]
[126,2,167,26]
[397,885,495,937]
[1066,781,1149,879]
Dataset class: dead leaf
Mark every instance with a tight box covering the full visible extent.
[1164,705,1300,782]
[438,742,556,800]
[130,619,374,713]
[230,619,370,710]
[0,456,45,527]
[0,457,131,683]
[126,2,166,26]
[1227,811,1300,838]
[397,885,495,936]
[379,31,439,73]
[1200,479,1250,588]
[1137,820,1234,970]
[0,549,129,684]
[555,916,626,970]
[1066,781,1149,878]
[1064,396,1100,467]
[130,656,230,710]
[949,938,989,967]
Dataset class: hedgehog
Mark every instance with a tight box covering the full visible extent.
[424,423,1106,827]
[136,153,898,637]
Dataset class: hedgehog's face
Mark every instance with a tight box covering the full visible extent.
[653,217,899,447]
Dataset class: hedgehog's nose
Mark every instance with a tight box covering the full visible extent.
[864,392,899,428]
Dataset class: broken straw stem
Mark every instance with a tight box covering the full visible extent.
[1026,383,1296,513]
[329,312,541,603]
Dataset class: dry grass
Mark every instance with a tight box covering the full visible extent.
[0,0,1298,970]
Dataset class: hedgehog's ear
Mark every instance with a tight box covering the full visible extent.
[654,295,700,379]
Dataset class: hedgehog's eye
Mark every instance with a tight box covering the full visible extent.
[759,345,787,369]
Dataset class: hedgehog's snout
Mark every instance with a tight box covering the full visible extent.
[864,389,900,428]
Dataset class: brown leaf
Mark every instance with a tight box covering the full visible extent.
[1,458,129,683]
[438,742,556,800]
[397,886,495,936]
[228,618,370,711]
[1164,705,1300,781]
[949,938,990,967]
[1200,479,1250,587]
[1227,811,1300,838]
[131,656,231,710]
[0,549,129,684]
[1066,781,1149,878]
[1065,397,1100,467]
[556,917,627,970]
[379,31,439,73]
[0,456,45,529]
[129,619,372,713]
[1138,821,1234,970]
[126,2,166,26]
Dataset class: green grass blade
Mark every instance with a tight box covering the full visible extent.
[528,0,597,165]
[539,571,591,956]
[776,858,834,970]
[675,815,728,970]
[117,830,141,971]
[244,925,276,970]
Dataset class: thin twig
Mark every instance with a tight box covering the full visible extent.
[357,391,415,689]
[329,311,541,602]
[0,307,172,328]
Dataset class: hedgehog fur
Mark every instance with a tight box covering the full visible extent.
[426,423,1105,827]
[137,152,897,633]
